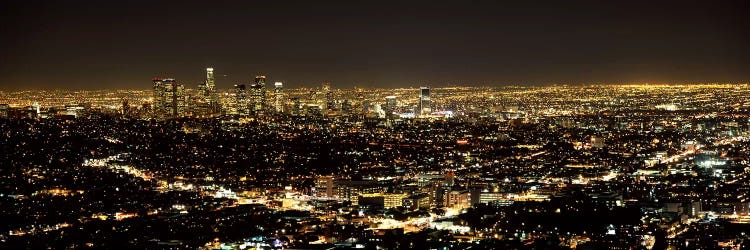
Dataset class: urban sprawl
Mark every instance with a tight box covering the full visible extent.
[2,68,750,249]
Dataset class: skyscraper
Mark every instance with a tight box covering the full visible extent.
[322,82,333,113]
[164,79,186,118]
[250,75,266,114]
[233,84,249,116]
[291,97,302,116]
[273,82,284,113]
[121,99,129,117]
[419,87,431,117]
[385,95,397,120]
[196,67,220,116]
[205,68,215,91]
[152,78,165,118]
[152,78,186,119]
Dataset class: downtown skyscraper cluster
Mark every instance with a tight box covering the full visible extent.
[150,68,432,121]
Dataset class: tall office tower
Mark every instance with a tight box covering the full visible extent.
[385,96,397,119]
[291,98,302,116]
[273,82,284,113]
[205,67,215,92]
[418,87,431,117]
[152,78,166,118]
[234,84,249,116]
[250,75,267,114]
[204,68,219,111]
[321,82,334,112]
[163,79,186,118]
[196,67,220,116]
[153,78,186,119]
[121,99,129,117]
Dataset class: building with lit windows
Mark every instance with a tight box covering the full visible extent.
[385,96,396,120]
[152,78,186,119]
[418,87,431,117]
[315,176,335,198]
[233,84,249,116]
[195,67,220,116]
[273,82,284,113]
[250,75,266,114]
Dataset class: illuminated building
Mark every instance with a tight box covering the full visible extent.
[233,84,249,116]
[444,190,470,208]
[0,104,9,118]
[402,193,430,211]
[358,193,406,208]
[32,101,40,115]
[152,78,186,119]
[291,97,302,116]
[273,82,284,113]
[385,95,396,119]
[315,176,335,198]
[418,87,431,117]
[121,99,129,117]
[591,135,606,149]
[383,193,407,208]
[250,75,266,114]
[361,99,370,116]
[335,180,383,205]
[196,67,220,116]
[152,78,165,118]
[322,82,333,113]
[341,99,353,114]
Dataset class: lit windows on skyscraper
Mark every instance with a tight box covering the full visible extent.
[233,84,249,116]
[273,82,284,113]
[419,86,431,117]
[385,95,397,120]
[152,78,186,119]
[250,75,267,114]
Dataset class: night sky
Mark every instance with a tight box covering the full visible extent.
[1,0,748,90]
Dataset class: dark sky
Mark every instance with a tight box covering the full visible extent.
[1,0,748,90]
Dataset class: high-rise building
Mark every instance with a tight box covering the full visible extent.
[205,68,215,91]
[233,84,249,116]
[32,101,40,115]
[164,79,186,118]
[153,78,165,117]
[206,68,221,112]
[322,82,334,113]
[273,82,284,113]
[250,75,267,114]
[418,87,431,117]
[0,104,10,119]
[385,95,397,119]
[315,176,335,198]
[121,99,129,117]
[152,78,186,119]
[196,67,220,116]
[291,98,302,116]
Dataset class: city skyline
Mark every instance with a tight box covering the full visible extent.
[2,0,749,90]
[3,84,750,249]
[3,1,750,249]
